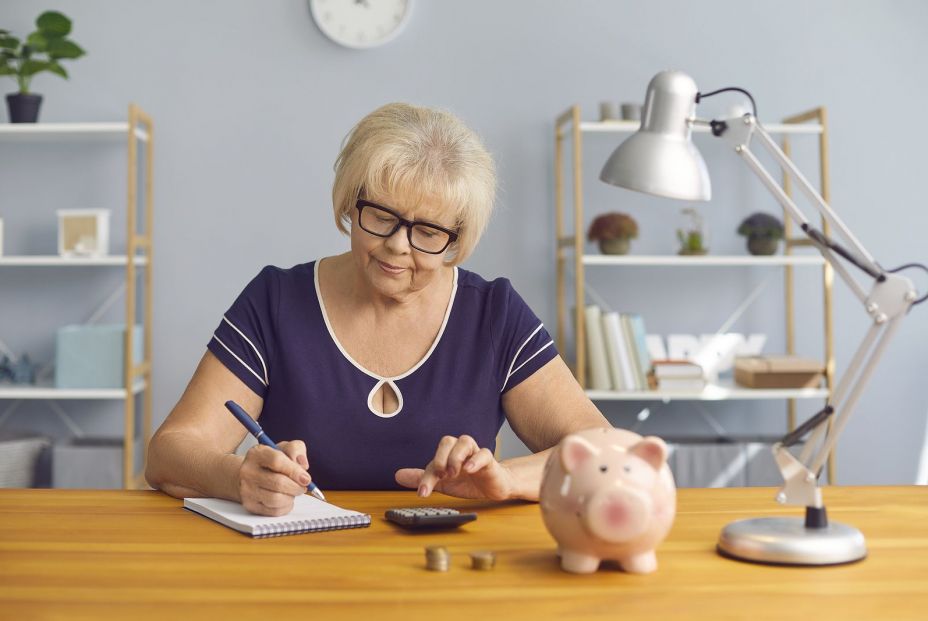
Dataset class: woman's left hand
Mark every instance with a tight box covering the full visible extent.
[394,435,517,501]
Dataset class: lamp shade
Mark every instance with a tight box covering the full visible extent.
[600,71,712,201]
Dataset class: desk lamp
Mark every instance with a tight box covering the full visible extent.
[600,70,925,565]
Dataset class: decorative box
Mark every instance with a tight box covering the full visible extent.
[52,437,123,489]
[734,356,824,389]
[57,209,111,257]
[55,324,143,389]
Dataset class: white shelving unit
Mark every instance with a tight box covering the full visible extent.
[582,255,825,267]
[0,380,147,401]
[587,380,830,403]
[578,119,824,135]
[0,107,154,489]
[0,255,148,267]
[554,105,837,479]
[0,122,149,142]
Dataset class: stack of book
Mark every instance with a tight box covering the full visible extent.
[584,306,652,392]
[650,359,706,391]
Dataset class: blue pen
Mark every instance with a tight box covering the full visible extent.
[224,400,326,501]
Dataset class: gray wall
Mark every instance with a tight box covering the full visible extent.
[1,0,926,484]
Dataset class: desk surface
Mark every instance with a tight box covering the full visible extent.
[1,486,926,620]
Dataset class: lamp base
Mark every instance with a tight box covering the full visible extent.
[717,517,867,566]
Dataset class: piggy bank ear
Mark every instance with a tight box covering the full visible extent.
[629,436,668,471]
[560,435,600,473]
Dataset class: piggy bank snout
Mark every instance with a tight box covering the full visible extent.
[584,484,652,544]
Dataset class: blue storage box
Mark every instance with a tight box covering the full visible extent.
[55,324,144,389]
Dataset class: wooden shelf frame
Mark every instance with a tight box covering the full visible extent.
[554,105,836,480]
[124,104,154,490]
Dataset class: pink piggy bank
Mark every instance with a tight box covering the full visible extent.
[539,427,676,574]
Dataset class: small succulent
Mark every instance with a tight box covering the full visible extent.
[738,212,784,240]
[587,212,639,241]
[677,207,708,255]
[677,229,706,254]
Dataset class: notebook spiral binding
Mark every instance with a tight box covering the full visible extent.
[253,514,371,538]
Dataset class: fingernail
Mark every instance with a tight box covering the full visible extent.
[300,474,311,486]
[465,462,475,472]
[418,485,428,497]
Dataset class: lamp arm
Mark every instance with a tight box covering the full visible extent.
[708,114,919,508]
[712,115,879,304]
[749,121,881,274]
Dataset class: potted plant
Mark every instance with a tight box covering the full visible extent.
[676,207,708,255]
[737,212,784,255]
[587,212,638,255]
[0,11,85,123]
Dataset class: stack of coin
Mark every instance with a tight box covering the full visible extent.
[425,546,450,572]
[469,550,496,571]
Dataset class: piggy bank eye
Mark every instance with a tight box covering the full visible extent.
[623,465,632,473]
[599,465,608,473]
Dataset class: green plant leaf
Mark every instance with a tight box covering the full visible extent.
[20,58,51,78]
[46,60,68,78]
[37,11,72,37]
[0,62,15,76]
[26,32,48,52]
[47,38,85,59]
[0,35,20,50]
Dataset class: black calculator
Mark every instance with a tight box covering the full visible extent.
[384,507,478,529]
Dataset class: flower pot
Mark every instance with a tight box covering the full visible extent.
[747,236,779,256]
[598,238,630,255]
[6,93,43,123]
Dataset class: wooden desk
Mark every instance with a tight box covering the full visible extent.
[0,486,925,620]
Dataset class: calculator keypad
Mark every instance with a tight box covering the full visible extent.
[384,507,477,529]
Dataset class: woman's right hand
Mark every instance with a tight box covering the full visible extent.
[237,440,312,516]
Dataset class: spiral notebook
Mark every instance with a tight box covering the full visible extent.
[183,495,371,538]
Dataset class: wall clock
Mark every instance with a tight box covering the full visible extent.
[309,0,413,49]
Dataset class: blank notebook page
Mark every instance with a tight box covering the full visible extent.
[184,494,371,538]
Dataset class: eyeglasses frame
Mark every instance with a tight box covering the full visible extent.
[354,199,459,254]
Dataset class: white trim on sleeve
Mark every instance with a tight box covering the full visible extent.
[508,340,554,380]
[500,323,549,393]
[222,315,269,385]
[211,334,268,388]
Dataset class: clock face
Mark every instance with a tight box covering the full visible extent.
[309,0,412,49]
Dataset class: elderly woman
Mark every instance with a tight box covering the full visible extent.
[146,103,611,516]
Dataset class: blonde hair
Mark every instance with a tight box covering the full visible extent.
[332,103,496,265]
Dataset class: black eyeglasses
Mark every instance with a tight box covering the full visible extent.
[355,199,458,254]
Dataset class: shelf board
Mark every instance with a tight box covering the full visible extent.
[578,120,823,135]
[587,380,829,402]
[582,254,825,267]
[0,255,148,267]
[0,122,149,142]
[0,379,146,400]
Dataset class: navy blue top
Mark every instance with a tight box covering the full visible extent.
[207,261,558,490]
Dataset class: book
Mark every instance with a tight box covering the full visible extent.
[184,494,371,538]
[652,359,704,379]
[601,311,633,391]
[627,314,653,383]
[619,314,646,390]
[657,377,707,391]
[584,305,612,391]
